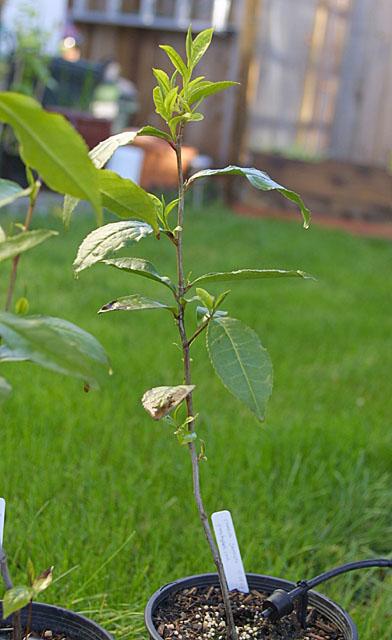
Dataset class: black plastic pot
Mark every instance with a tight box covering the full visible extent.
[145,573,358,640]
[0,601,113,640]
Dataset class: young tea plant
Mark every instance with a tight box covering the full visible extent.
[72,28,312,640]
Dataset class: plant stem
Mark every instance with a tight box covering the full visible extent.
[5,183,39,312]
[0,546,22,640]
[174,130,237,640]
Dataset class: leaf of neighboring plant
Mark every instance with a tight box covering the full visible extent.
[0,229,58,263]
[190,28,214,68]
[0,178,32,208]
[187,165,311,228]
[2,586,34,618]
[63,131,138,226]
[0,376,12,401]
[103,258,175,291]
[207,317,273,421]
[27,559,35,586]
[0,225,5,242]
[159,45,188,79]
[0,93,102,221]
[98,170,159,232]
[191,269,313,287]
[137,126,172,144]
[189,80,238,105]
[99,294,175,314]
[142,385,195,420]
[32,566,53,594]
[0,312,111,389]
[74,221,153,274]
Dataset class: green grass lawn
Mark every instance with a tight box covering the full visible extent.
[1,202,391,639]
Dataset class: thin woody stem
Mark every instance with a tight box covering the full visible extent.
[5,182,40,312]
[0,546,22,640]
[174,129,237,640]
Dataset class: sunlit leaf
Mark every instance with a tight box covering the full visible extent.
[99,294,175,314]
[73,221,153,274]
[190,269,313,287]
[187,165,311,228]
[32,566,53,594]
[0,92,101,221]
[102,257,175,291]
[0,229,58,263]
[207,317,273,421]
[99,170,159,232]
[190,28,214,68]
[0,179,32,209]
[2,586,33,618]
[142,385,195,420]
[63,131,137,226]
[188,80,238,105]
[159,45,188,79]
[0,312,111,389]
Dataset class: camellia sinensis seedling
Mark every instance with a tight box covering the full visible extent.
[72,28,312,640]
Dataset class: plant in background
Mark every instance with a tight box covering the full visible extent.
[72,29,311,640]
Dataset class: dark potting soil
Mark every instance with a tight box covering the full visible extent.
[0,628,71,640]
[153,586,345,640]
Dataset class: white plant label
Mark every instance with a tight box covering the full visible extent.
[0,498,5,547]
[211,510,249,593]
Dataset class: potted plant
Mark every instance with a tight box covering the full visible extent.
[0,91,142,640]
[70,29,389,640]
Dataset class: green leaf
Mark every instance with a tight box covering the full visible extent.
[63,131,138,227]
[195,287,215,311]
[191,269,313,287]
[186,26,193,66]
[137,126,172,144]
[153,86,166,119]
[164,87,179,118]
[187,165,311,228]
[99,294,175,314]
[0,178,32,208]
[142,385,195,420]
[0,376,12,401]
[0,93,102,222]
[188,80,238,105]
[207,317,273,421]
[99,170,159,232]
[159,45,188,79]
[32,566,53,594]
[74,220,153,274]
[102,258,175,291]
[2,586,33,618]
[0,312,111,389]
[0,229,58,263]
[0,225,5,242]
[196,306,227,322]
[152,68,171,95]
[190,28,214,67]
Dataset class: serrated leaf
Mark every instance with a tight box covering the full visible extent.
[189,80,238,105]
[102,258,175,291]
[0,229,58,263]
[98,170,159,232]
[190,269,313,287]
[32,566,53,594]
[190,28,214,67]
[63,131,137,227]
[0,376,12,401]
[74,220,153,274]
[142,385,195,420]
[0,312,111,389]
[137,126,172,143]
[187,165,311,228]
[2,586,33,618]
[99,294,175,314]
[0,93,101,222]
[0,178,32,208]
[159,45,188,79]
[207,317,273,421]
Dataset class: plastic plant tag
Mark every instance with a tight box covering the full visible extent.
[211,510,249,593]
[0,497,5,546]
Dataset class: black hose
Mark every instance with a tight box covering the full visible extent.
[261,558,392,623]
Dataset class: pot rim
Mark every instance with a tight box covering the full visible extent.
[145,572,358,640]
[0,600,113,640]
